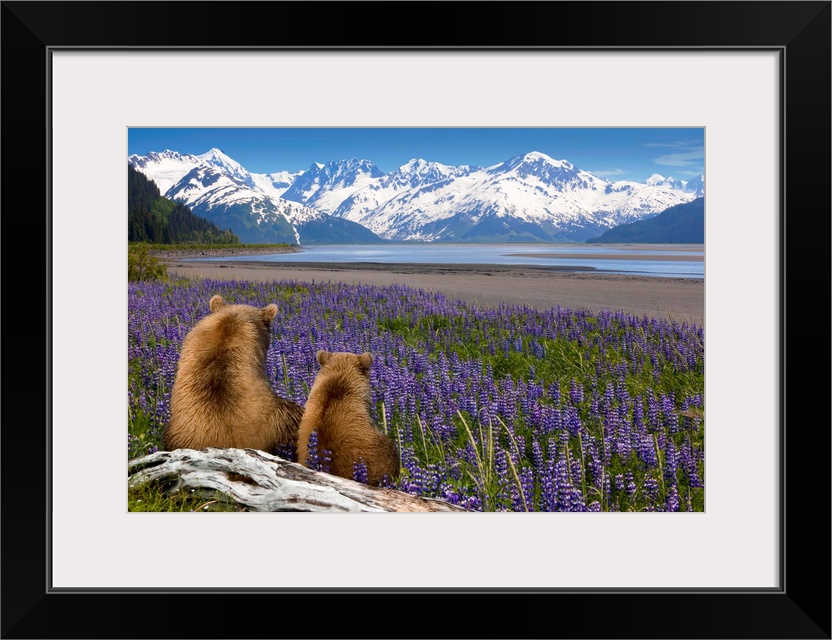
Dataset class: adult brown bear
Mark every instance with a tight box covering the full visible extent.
[163,295,303,458]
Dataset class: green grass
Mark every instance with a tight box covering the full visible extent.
[128,484,242,512]
[130,277,704,512]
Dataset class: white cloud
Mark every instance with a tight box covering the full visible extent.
[647,142,704,169]
[654,150,704,167]
[643,139,701,149]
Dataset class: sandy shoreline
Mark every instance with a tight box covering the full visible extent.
[160,254,705,325]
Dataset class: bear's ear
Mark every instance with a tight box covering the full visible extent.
[260,304,278,321]
[358,352,373,371]
[316,350,331,367]
[209,295,226,313]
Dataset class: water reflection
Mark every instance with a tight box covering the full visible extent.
[187,244,704,279]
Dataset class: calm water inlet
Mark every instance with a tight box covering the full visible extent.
[187,244,704,279]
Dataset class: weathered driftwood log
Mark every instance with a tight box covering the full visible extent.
[128,447,470,513]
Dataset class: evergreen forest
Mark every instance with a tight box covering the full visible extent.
[128,164,239,244]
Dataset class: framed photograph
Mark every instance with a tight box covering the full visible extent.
[3,2,829,638]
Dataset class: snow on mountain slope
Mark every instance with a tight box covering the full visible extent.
[168,166,321,223]
[645,173,686,191]
[353,169,489,239]
[196,148,258,189]
[164,164,383,245]
[127,150,202,195]
[684,174,705,196]
[349,152,700,241]
[331,158,481,224]
[250,170,304,199]
[129,147,705,243]
[165,165,321,243]
[280,158,385,214]
[129,149,385,244]
[129,148,305,200]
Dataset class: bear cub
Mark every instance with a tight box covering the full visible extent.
[163,295,303,457]
[297,350,400,486]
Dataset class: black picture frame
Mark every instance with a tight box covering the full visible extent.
[2,2,829,638]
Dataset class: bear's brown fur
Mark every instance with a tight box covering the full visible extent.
[297,350,400,485]
[163,295,303,457]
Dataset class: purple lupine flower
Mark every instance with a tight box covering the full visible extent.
[401,446,424,495]
[306,431,320,471]
[633,397,645,430]
[520,466,535,512]
[661,393,680,434]
[129,276,704,512]
[680,435,703,488]
[664,437,679,484]
[625,471,636,496]
[532,440,545,475]
[460,495,482,511]
[320,449,333,474]
[644,477,660,502]
[440,487,460,505]
[585,439,603,487]
[539,459,557,512]
[647,391,661,429]
[353,458,369,484]
[569,379,584,405]
[549,382,561,405]
[564,406,581,438]
[589,394,600,417]
[666,484,680,512]
[275,443,295,461]
[494,448,510,507]
[604,382,615,408]
[570,458,583,487]
[638,433,658,468]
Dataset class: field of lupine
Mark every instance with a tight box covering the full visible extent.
[128,276,704,512]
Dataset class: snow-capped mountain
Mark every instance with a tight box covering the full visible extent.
[127,150,202,195]
[331,158,481,224]
[587,196,704,244]
[129,147,704,244]
[196,148,257,190]
[250,170,304,199]
[164,165,309,244]
[129,150,381,244]
[334,152,703,242]
[280,158,385,214]
[683,174,705,197]
[645,173,685,191]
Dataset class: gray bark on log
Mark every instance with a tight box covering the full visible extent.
[128,447,470,512]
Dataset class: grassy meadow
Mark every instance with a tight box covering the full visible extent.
[128,275,704,512]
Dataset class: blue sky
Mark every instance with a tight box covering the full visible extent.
[128,128,704,182]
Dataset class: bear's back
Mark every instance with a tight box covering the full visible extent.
[164,299,302,455]
[298,351,399,485]
[176,309,267,393]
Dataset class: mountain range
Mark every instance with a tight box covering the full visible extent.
[129,149,380,244]
[128,148,705,244]
[586,197,704,244]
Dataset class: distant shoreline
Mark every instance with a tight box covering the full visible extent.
[159,254,705,326]
[149,245,300,261]
[150,242,705,262]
